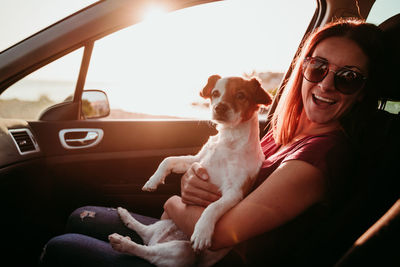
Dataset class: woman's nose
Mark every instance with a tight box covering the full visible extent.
[318,70,336,91]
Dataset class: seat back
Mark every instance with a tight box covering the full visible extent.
[378,13,400,104]
[289,14,400,266]
[360,12,400,219]
[330,13,400,266]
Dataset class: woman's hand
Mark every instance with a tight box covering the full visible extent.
[181,162,221,207]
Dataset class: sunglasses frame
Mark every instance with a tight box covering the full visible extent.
[302,56,367,95]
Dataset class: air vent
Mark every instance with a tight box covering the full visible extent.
[9,128,40,155]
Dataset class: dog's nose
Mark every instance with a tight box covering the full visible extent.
[215,103,228,115]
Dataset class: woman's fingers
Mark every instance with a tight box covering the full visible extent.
[189,162,221,195]
[191,162,209,180]
[181,182,220,207]
[180,163,221,207]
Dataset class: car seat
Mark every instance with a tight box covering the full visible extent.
[281,13,400,267]
[332,13,400,267]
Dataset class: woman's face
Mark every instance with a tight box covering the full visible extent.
[301,36,368,126]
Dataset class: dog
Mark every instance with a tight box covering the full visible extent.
[108,75,271,267]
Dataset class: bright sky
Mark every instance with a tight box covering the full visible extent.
[0,0,97,52]
[83,0,315,117]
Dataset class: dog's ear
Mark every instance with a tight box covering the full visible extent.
[200,75,221,99]
[250,78,272,106]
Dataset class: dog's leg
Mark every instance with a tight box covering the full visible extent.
[118,207,188,246]
[143,155,198,191]
[109,234,196,267]
[191,189,243,251]
[117,207,155,244]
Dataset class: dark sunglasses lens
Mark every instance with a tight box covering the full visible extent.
[304,58,328,82]
[335,69,365,94]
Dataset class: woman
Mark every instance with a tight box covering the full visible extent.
[162,18,386,266]
[40,19,385,266]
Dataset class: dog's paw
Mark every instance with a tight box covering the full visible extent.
[142,178,160,191]
[108,233,132,253]
[117,207,132,226]
[190,225,213,252]
[142,171,168,192]
[117,207,129,216]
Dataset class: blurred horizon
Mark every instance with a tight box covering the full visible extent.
[0,70,283,120]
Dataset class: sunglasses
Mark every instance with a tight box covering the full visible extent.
[302,57,367,95]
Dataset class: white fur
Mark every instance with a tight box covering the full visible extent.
[109,77,265,267]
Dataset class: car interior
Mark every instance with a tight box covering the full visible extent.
[0,0,398,266]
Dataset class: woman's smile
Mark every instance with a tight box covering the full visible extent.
[312,93,337,106]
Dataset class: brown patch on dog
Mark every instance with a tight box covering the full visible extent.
[223,77,271,122]
[250,78,272,105]
[200,75,221,98]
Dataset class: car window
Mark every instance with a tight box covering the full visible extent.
[85,0,316,119]
[366,0,399,25]
[0,0,97,52]
[0,48,83,120]
[367,0,400,115]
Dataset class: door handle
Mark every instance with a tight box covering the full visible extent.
[66,131,99,144]
[59,128,104,149]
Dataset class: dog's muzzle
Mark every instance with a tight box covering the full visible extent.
[213,103,230,121]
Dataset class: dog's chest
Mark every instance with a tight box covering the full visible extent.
[198,136,261,190]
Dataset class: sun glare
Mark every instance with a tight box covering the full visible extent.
[142,5,167,22]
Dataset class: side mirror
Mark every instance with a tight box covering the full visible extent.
[81,90,110,119]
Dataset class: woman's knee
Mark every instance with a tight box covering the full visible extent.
[40,233,154,267]
[40,234,83,266]
[67,206,97,227]
[65,206,159,243]
[65,206,111,235]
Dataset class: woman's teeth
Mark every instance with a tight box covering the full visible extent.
[313,94,336,104]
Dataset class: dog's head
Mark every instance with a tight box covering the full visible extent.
[200,75,272,126]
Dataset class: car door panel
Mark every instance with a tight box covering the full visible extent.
[29,119,217,218]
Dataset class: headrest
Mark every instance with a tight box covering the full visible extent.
[378,13,400,101]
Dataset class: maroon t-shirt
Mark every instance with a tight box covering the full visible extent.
[253,130,352,204]
[226,130,354,266]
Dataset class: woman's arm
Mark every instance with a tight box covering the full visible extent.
[164,159,326,250]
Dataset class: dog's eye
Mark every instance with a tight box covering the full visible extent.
[236,92,246,100]
[211,90,220,98]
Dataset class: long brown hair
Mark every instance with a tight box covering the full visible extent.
[271,19,385,145]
